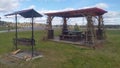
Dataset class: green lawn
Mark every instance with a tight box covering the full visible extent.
[0,30,120,68]
[0,26,16,31]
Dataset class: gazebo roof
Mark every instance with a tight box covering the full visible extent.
[5,9,42,18]
[45,7,107,18]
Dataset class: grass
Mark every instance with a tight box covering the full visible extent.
[0,26,16,31]
[0,30,120,68]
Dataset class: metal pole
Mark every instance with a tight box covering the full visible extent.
[0,17,1,26]
[0,17,1,23]
[31,17,34,57]
[15,14,18,50]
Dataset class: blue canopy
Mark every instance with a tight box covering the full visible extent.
[5,9,42,18]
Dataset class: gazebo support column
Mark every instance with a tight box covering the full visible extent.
[85,16,96,44]
[47,16,54,39]
[96,15,106,40]
[62,17,68,35]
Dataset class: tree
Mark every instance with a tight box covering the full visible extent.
[74,23,80,31]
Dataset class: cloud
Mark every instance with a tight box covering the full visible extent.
[0,0,20,12]
[19,0,30,1]
[38,0,65,2]
[27,5,36,9]
[104,11,120,18]
[39,8,74,14]
[95,3,108,9]
[83,3,109,9]
[104,11,120,25]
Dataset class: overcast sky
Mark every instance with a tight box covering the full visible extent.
[0,0,120,25]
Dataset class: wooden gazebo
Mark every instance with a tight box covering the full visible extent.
[45,7,107,45]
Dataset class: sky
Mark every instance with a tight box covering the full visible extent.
[0,0,120,25]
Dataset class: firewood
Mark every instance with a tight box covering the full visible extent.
[12,49,21,55]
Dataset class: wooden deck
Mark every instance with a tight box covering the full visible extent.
[50,36,105,48]
[50,37,90,45]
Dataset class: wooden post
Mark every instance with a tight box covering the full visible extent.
[101,16,106,39]
[47,16,54,39]
[47,16,54,29]
[62,17,68,35]
[98,15,103,29]
[85,15,96,45]
[96,15,106,40]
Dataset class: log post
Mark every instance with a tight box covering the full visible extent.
[62,17,69,35]
[47,16,54,39]
[96,15,106,40]
[85,15,96,45]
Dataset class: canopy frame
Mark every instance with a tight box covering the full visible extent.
[5,9,42,57]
